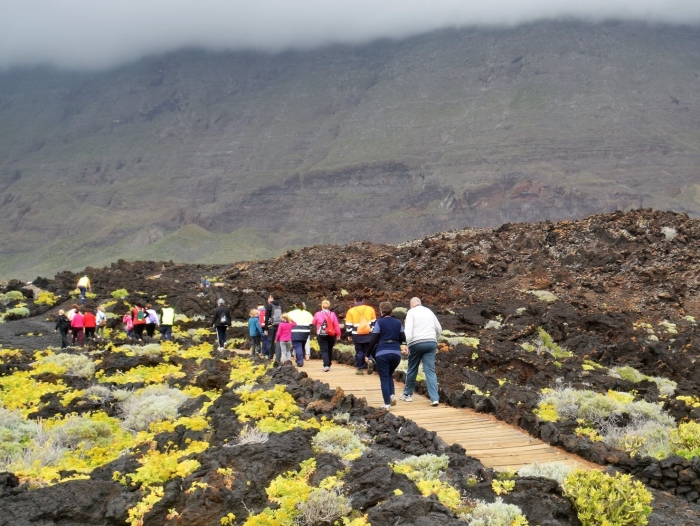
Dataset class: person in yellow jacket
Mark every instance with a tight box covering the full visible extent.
[76,275,91,304]
[345,293,377,374]
[159,302,175,341]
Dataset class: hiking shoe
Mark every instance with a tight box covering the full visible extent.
[367,360,374,374]
[390,395,397,406]
[430,400,439,407]
[323,366,330,372]
[355,369,365,375]
[399,394,413,402]
[382,405,391,411]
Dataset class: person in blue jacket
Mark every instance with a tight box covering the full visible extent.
[368,301,406,410]
[248,308,264,356]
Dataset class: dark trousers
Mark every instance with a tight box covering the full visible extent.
[353,340,371,369]
[251,335,261,354]
[160,325,172,341]
[317,335,337,367]
[60,329,70,348]
[216,326,227,348]
[133,324,145,340]
[78,287,86,304]
[376,353,402,405]
[292,336,308,365]
[71,328,84,346]
[261,332,269,356]
[145,323,156,338]
[85,327,96,340]
[266,326,279,359]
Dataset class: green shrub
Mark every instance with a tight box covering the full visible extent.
[461,497,528,525]
[4,290,25,302]
[35,291,59,307]
[312,426,366,460]
[56,415,113,449]
[6,307,30,319]
[605,421,672,459]
[295,489,352,526]
[609,366,677,396]
[518,461,573,485]
[0,407,38,466]
[392,454,448,481]
[110,288,129,299]
[118,385,189,431]
[562,470,653,526]
[670,421,700,460]
[39,353,95,378]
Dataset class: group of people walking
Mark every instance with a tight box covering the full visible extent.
[54,304,107,348]
[232,293,442,410]
[122,302,175,342]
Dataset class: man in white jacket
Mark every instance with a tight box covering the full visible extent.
[399,297,442,406]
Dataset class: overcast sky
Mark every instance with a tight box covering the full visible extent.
[2,0,700,70]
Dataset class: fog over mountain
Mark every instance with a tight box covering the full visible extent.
[2,0,700,70]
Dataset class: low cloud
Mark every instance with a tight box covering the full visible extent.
[2,0,700,70]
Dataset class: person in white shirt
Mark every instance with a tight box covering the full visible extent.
[399,297,442,406]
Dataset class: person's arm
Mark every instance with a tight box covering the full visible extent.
[434,313,442,338]
[367,322,380,359]
[404,310,413,342]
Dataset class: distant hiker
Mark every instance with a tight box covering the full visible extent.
[122,310,134,340]
[145,303,159,339]
[257,304,268,357]
[71,308,85,347]
[200,277,211,288]
[95,306,107,339]
[264,294,284,362]
[248,308,264,356]
[160,302,175,341]
[83,308,97,342]
[213,298,232,350]
[345,293,376,375]
[66,304,79,322]
[400,297,442,406]
[275,313,296,364]
[368,302,406,410]
[288,302,314,366]
[76,275,91,304]
[313,300,341,372]
[55,309,71,349]
[132,302,147,342]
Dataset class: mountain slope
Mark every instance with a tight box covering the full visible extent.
[2,21,700,279]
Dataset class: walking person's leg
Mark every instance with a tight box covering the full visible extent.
[375,354,394,407]
[318,336,331,370]
[420,345,440,404]
[402,345,424,398]
[292,340,304,365]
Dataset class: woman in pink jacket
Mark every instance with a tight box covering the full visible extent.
[274,313,296,365]
[312,300,341,372]
[71,308,85,347]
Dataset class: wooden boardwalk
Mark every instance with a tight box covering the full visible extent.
[302,358,597,471]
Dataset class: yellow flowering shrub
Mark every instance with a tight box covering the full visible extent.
[0,371,68,415]
[534,403,559,422]
[97,363,185,385]
[235,385,318,433]
[124,440,208,487]
[180,342,214,362]
[126,486,164,526]
[0,348,24,363]
[227,356,270,386]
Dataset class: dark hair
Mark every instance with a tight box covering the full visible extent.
[379,301,393,315]
[269,293,278,301]
[146,303,152,309]
[354,293,363,301]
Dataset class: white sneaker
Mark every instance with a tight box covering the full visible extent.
[382,405,391,410]
[399,394,413,402]
[390,395,397,406]
[323,366,330,372]
[430,400,439,407]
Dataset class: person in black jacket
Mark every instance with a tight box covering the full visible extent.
[212,298,232,350]
[368,302,406,410]
[264,294,284,360]
[54,309,71,349]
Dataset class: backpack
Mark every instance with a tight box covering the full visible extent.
[324,313,337,337]
[136,309,146,321]
[271,305,283,326]
[357,306,372,335]
[220,312,228,324]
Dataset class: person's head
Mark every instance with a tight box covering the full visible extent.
[97,306,105,312]
[79,308,85,314]
[409,297,422,309]
[71,304,79,310]
[58,309,65,315]
[249,308,259,317]
[321,299,331,310]
[268,293,278,303]
[146,303,152,309]
[379,301,393,316]
[281,313,290,322]
[162,301,169,308]
[217,298,225,306]
[134,302,142,308]
[354,293,363,303]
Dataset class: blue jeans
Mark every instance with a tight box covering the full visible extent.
[375,353,401,405]
[160,325,172,341]
[78,286,86,304]
[403,341,439,402]
[292,336,307,365]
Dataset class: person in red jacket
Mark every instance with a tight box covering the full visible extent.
[83,309,97,342]
[132,302,147,342]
